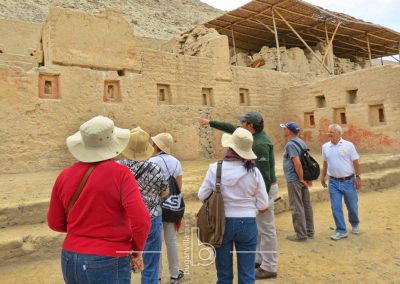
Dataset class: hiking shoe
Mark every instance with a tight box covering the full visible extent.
[307,233,314,239]
[255,262,261,269]
[255,268,277,279]
[170,270,184,284]
[351,226,360,235]
[286,234,307,242]
[330,232,348,240]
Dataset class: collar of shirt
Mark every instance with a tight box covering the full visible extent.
[329,138,343,147]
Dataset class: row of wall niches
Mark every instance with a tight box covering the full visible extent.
[304,104,386,128]
[315,89,358,108]
[38,75,253,106]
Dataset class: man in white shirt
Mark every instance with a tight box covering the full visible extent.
[321,124,362,241]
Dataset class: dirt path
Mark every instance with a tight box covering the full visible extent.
[1,187,399,283]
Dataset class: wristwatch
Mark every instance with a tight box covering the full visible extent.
[356,175,361,179]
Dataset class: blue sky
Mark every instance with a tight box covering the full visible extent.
[200,0,400,33]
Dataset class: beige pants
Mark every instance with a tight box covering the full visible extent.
[159,222,180,278]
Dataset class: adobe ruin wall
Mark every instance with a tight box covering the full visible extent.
[1,8,399,174]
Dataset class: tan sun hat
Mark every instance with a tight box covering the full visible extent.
[221,128,257,160]
[66,115,130,163]
[122,127,154,161]
[151,132,173,154]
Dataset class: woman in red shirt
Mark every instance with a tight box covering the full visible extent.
[48,116,150,284]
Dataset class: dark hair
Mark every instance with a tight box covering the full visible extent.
[252,119,264,133]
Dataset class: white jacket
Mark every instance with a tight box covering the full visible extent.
[198,160,268,218]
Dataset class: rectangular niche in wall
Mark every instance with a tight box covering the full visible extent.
[103,80,121,102]
[304,112,315,128]
[369,104,385,126]
[39,74,60,99]
[334,107,347,125]
[315,95,326,108]
[157,84,171,105]
[201,88,214,106]
[239,88,250,106]
[347,89,358,104]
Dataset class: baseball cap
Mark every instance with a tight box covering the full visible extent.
[280,121,300,133]
[237,111,263,125]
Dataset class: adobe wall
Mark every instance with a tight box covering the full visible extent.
[282,65,400,152]
[0,19,42,71]
[42,8,140,71]
[2,7,397,175]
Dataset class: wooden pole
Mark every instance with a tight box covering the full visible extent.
[274,9,331,74]
[320,22,341,71]
[366,34,372,67]
[231,25,238,66]
[271,9,282,72]
[255,19,275,34]
[398,42,400,64]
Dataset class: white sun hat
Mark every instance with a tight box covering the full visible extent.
[122,127,154,161]
[66,115,130,163]
[151,132,173,154]
[221,128,257,160]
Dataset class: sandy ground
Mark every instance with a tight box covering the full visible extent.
[0,186,399,284]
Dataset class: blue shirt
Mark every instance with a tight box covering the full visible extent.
[283,137,308,182]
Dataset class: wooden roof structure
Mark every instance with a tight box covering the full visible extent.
[204,0,400,65]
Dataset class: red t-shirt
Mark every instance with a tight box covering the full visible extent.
[47,160,150,257]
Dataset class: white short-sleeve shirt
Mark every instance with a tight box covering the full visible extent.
[322,138,360,178]
[149,153,183,179]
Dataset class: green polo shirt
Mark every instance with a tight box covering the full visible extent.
[209,120,277,191]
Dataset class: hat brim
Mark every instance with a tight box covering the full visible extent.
[66,127,130,162]
[151,136,171,154]
[122,144,154,161]
[221,133,257,160]
[237,115,245,122]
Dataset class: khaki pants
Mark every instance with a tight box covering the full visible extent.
[287,181,315,238]
[256,185,278,273]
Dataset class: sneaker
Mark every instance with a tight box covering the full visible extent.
[255,268,277,279]
[330,232,348,240]
[255,262,261,269]
[307,234,314,239]
[351,226,360,235]
[170,270,184,284]
[286,234,307,242]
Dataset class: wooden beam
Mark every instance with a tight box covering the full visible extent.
[366,34,372,67]
[231,26,238,66]
[274,9,332,74]
[320,22,341,71]
[255,19,275,34]
[271,9,281,71]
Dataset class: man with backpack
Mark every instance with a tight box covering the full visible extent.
[281,121,315,242]
[199,111,279,279]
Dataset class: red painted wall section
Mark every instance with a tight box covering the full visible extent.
[343,124,395,150]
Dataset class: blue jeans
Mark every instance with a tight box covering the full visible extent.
[329,177,359,234]
[142,215,162,284]
[61,250,130,284]
[215,217,258,284]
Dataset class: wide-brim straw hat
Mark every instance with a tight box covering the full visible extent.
[122,127,154,161]
[221,128,257,160]
[66,115,130,163]
[151,132,173,154]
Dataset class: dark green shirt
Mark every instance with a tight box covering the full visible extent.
[209,120,277,191]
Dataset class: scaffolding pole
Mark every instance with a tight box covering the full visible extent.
[231,25,238,66]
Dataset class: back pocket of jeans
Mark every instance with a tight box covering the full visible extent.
[84,257,118,283]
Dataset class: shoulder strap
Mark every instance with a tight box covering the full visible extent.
[290,139,305,152]
[215,160,223,192]
[65,163,97,215]
[159,155,178,178]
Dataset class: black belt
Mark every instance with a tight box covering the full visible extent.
[329,175,354,181]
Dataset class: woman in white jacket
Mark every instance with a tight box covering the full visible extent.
[198,128,269,284]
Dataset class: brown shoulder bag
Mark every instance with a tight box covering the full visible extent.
[196,160,225,248]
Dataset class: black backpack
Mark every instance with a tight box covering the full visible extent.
[290,140,320,181]
[159,156,185,223]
